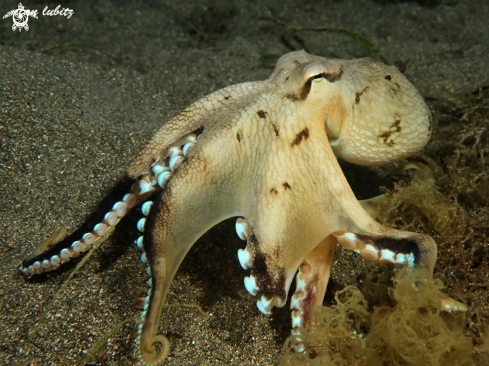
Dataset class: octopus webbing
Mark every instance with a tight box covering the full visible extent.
[21,50,442,365]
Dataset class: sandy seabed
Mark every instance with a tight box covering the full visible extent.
[1,0,488,365]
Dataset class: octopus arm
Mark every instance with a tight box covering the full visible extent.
[136,151,242,365]
[19,176,144,276]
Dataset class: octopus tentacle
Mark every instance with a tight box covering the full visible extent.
[235,206,330,317]
[290,236,336,330]
[19,176,152,276]
[135,156,242,365]
[289,236,337,352]
[334,231,420,266]
[310,134,438,276]
[20,131,202,278]
[330,227,437,275]
[135,195,171,366]
[329,202,437,275]
[136,196,234,365]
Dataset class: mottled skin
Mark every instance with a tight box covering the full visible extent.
[22,51,440,365]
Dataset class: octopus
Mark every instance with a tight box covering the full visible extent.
[20,50,457,365]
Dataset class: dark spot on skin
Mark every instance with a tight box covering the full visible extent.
[251,248,268,275]
[236,130,243,143]
[257,110,268,119]
[285,76,289,82]
[294,60,301,66]
[270,187,278,195]
[323,69,343,83]
[378,116,401,145]
[355,87,369,104]
[395,82,401,89]
[285,93,299,102]
[224,95,231,100]
[271,124,279,136]
[283,182,291,190]
[301,79,312,100]
[355,233,420,264]
[385,75,392,81]
[291,128,310,147]
[378,127,398,144]
[249,240,287,301]
[394,60,407,74]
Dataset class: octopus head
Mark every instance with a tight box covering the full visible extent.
[273,50,432,165]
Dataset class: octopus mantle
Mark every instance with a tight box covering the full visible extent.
[21,51,438,365]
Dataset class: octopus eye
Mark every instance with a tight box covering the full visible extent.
[312,73,324,82]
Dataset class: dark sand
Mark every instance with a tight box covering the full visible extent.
[1,0,488,365]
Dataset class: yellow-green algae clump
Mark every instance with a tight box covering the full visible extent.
[280,267,479,366]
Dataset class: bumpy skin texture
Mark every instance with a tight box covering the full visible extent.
[21,51,436,365]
